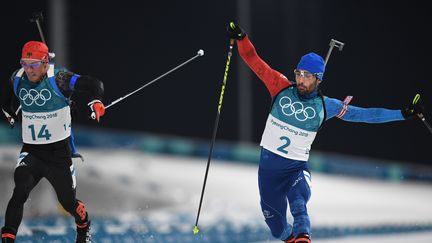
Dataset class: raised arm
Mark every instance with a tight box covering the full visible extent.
[227,22,292,97]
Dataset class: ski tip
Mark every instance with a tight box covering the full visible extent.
[193,226,200,235]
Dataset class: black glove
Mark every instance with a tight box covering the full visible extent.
[226,21,246,40]
[2,107,18,128]
[402,94,425,119]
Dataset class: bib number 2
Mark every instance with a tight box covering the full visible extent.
[277,136,291,154]
[28,124,52,141]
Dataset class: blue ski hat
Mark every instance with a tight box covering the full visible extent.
[296,52,325,81]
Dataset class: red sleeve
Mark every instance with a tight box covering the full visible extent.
[237,36,292,97]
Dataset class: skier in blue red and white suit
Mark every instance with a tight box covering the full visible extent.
[227,22,424,243]
[0,41,105,243]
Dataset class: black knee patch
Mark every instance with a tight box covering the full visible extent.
[11,168,35,204]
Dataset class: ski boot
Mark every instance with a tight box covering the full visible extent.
[75,221,91,243]
[295,233,311,243]
[283,233,295,243]
[1,227,16,243]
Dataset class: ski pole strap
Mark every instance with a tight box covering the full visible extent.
[413,93,421,106]
[336,95,353,118]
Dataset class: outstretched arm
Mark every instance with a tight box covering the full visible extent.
[324,97,404,123]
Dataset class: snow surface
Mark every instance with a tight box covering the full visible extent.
[1,145,432,242]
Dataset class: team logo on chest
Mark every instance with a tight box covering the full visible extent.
[278,96,316,121]
[19,88,52,106]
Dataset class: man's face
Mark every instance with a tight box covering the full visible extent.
[294,69,321,95]
[20,59,49,82]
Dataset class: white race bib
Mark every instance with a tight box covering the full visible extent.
[260,114,317,161]
[21,106,72,144]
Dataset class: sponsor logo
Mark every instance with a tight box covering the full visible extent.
[17,161,27,167]
[263,210,274,219]
[292,176,303,187]
[16,152,29,168]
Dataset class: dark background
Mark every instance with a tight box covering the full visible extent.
[1,0,431,165]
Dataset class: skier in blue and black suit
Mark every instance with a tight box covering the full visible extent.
[227,22,425,243]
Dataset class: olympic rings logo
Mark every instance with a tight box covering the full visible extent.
[19,88,52,106]
[278,96,316,121]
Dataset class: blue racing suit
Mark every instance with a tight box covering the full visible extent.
[236,36,405,240]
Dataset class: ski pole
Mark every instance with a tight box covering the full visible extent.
[105,49,204,110]
[412,94,432,134]
[417,113,432,134]
[193,37,236,235]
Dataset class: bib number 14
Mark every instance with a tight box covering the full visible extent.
[28,124,52,141]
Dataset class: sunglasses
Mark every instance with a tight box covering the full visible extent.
[20,60,46,69]
[293,69,319,79]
